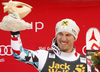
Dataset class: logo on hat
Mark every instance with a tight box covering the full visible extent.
[72,29,77,36]
[62,21,68,26]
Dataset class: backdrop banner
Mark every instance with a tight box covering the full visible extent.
[0,0,100,72]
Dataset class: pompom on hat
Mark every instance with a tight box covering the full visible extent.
[55,19,80,40]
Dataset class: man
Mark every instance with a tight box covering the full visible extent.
[1,13,87,72]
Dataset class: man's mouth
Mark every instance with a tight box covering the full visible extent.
[61,42,68,45]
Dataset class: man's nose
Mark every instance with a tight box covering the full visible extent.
[61,36,67,41]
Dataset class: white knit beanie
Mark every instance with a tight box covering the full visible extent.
[55,19,80,40]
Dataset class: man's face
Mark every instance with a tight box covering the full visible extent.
[56,31,75,53]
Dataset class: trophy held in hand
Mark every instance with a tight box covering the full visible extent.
[0,0,32,32]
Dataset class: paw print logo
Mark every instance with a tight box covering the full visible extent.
[73,64,85,72]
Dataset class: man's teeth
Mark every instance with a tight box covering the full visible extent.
[61,42,67,44]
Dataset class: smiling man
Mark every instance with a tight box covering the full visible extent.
[55,19,79,53]
[57,32,75,53]
[0,13,87,72]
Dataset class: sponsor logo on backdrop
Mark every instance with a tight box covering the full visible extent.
[0,45,12,56]
[38,46,52,51]
[38,46,87,56]
[0,45,12,62]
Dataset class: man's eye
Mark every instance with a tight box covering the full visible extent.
[59,33,63,35]
[66,34,71,36]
